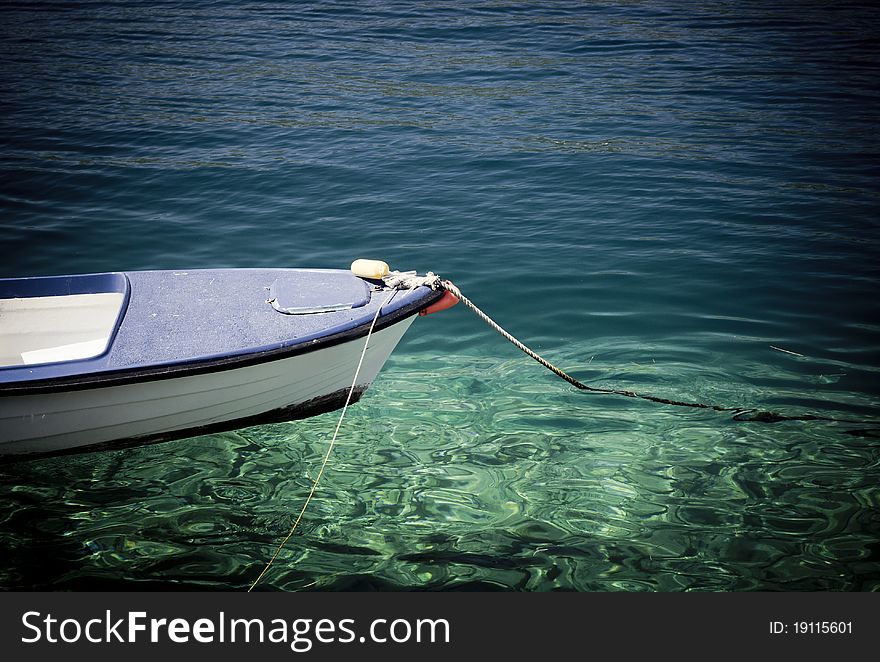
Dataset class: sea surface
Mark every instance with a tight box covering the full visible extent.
[1,1,878,591]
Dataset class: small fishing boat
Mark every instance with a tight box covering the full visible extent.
[0,266,447,459]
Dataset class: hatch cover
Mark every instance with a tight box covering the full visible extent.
[268,272,371,315]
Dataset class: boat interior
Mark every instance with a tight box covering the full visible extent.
[0,273,129,368]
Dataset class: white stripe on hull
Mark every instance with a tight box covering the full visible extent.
[0,318,414,457]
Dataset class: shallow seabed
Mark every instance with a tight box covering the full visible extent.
[1,1,878,590]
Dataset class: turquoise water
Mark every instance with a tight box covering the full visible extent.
[1,1,879,591]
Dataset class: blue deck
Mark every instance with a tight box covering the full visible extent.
[0,268,438,388]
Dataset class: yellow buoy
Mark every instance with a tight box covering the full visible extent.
[350,259,390,279]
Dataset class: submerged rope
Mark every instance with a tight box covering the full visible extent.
[248,289,396,592]
[433,278,872,427]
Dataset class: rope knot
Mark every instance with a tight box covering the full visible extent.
[382,270,442,290]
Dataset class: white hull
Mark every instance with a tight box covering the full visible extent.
[0,318,414,458]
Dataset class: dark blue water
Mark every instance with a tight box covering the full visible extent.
[1,1,879,591]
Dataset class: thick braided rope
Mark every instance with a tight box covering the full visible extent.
[389,273,868,426]
[439,280,591,391]
[436,279,835,421]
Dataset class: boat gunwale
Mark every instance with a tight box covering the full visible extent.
[0,285,443,396]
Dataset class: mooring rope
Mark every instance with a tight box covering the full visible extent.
[433,278,873,427]
[247,289,396,592]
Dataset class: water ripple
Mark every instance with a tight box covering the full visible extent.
[2,0,879,591]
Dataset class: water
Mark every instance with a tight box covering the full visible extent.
[1,1,878,591]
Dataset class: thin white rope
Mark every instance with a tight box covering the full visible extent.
[247,289,396,592]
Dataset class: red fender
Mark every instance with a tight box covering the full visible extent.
[419,290,460,316]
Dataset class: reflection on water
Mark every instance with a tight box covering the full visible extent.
[1,346,877,591]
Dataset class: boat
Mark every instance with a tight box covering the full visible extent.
[0,266,447,460]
